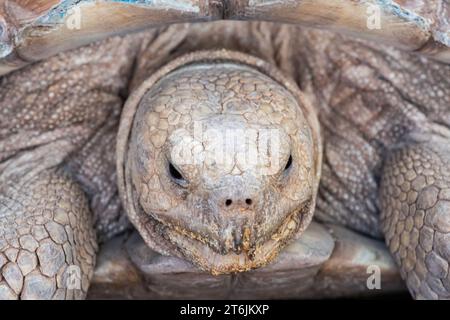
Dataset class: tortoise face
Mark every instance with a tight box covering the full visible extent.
[127,63,317,274]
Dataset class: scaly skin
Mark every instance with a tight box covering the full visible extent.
[118,51,322,274]
[381,130,450,299]
[0,170,96,299]
[0,32,143,299]
[0,21,449,299]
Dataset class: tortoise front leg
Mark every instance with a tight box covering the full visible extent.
[226,0,450,63]
[0,169,97,300]
[380,130,450,299]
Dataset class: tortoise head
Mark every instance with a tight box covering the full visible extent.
[117,51,322,274]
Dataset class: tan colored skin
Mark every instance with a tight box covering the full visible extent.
[0,170,97,299]
[0,34,141,299]
[381,130,450,299]
[0,21,449,299]
[118,52,322,274]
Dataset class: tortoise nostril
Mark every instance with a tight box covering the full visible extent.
[224,198,252,207]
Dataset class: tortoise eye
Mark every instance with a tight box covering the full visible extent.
[284,155,293,172]
[168,162,187,186]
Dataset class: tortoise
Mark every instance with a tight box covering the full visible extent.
[0,0,449,300]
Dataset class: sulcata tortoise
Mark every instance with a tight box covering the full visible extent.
[0,0,449,300]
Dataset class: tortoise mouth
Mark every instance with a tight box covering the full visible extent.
[143,199,312,275]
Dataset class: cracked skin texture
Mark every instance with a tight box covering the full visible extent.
[0,21,449,299]
[121,57,321,274]
[0,170,97,299]
[381,132,450,299]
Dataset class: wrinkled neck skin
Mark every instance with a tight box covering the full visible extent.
[117,51,322,274]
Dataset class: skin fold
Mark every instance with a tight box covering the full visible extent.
[0,20,449,299]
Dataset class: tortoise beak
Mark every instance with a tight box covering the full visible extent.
[161,201,310,275]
